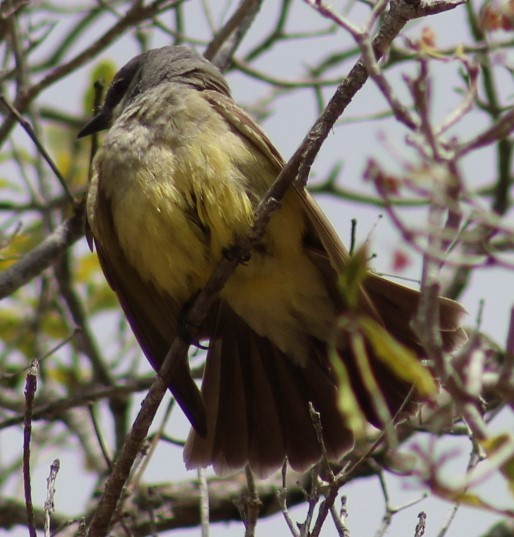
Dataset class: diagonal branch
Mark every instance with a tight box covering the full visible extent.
[0,204,85,301]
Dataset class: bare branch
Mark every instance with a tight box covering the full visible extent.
[0,205,84,300]
[23,360,39,537]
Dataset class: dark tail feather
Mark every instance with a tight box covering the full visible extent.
[184,303,353,478]
[184,278,466,475]
[339,346,417,427]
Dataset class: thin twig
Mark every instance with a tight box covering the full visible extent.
[456,107,514,157]
[198,468,210,537]
[204,0,263,70]
[0,204,85,300]
[330,496,350,536]
[86,376,169,537]
[0,376,153,431]
[0,96,77,204]
[23,359,39,537]
[309,403,335,480]
[44,459,60,537]
[276,486,301,537]
[88,404,113,472]
[236,466,262,537]
[415,511,427,537]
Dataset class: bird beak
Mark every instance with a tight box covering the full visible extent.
[77,109,111,138]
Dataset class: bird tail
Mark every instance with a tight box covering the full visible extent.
[184,280,466,477]
[183,302,354,478]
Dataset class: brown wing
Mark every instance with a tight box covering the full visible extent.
[298,187,467,347]
[87,185,207,435]
[205,89,384,321]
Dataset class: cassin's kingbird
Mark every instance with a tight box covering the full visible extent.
[78,46,466,477]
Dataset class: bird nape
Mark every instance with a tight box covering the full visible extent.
[78,45,467,478]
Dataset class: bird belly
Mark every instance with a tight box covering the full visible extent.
[223,254,336,364]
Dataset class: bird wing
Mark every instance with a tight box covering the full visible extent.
[86,182,207,435]
[205,89,466,335]
[204,89,383,322]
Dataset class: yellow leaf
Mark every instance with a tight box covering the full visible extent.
[348,324,397,443]
[432,483,514,518]
[359,316,437,396]
[40,310,70,340]
[47,365,83,388]
[73,252,118,313]
[87,282,118,314]
[75,252,102,281]
[481,434,514,496]
[0,225,43,269]
[455,43,466,58]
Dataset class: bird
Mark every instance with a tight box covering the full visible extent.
[78,45,466,478]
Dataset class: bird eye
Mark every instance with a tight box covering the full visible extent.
[103,55,144,109]
[104,75,130,108]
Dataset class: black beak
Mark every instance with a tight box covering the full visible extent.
[77,109,111,138]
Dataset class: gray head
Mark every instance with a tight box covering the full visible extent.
[78,46,231,138]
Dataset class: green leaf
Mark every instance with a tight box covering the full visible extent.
[348,323,397,443]
[329,341,366,438]
[83,59,117,114]
[337,245,369,310]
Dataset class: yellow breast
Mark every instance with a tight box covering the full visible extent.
[88,86,261,302]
